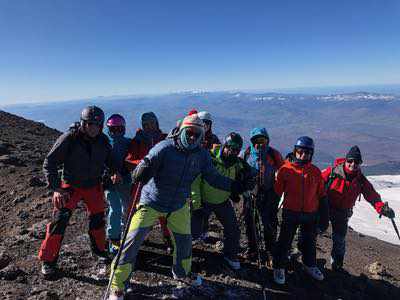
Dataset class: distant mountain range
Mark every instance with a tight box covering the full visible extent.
[3,90,400,175]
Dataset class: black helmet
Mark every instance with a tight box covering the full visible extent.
[224,132,243,150]
[80,106,105,127]
[294,136,314,150]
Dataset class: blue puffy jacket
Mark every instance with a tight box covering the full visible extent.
[139,139,233,213]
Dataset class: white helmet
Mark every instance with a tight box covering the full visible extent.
[197,111,212,122]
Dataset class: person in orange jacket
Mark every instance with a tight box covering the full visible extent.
[272,136,329,285]
[322,145,395,271]
[124,112,172,253]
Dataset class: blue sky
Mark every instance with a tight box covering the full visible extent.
[1,0,399,104]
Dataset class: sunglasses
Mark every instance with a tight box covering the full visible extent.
[296,148,312,155]
[203,120,212,126]
[252,137,268,145]
[346,159,361,165]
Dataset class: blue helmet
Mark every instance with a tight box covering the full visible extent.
[294,136,314,150]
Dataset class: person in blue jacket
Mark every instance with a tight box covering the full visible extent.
[104,114,132,254]
[107,114,246,300]
[242,127,284,265]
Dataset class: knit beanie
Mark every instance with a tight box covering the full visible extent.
[180,114,205,133]
[346,145,363,163]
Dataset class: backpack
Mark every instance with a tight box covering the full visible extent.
[325,164,364,202]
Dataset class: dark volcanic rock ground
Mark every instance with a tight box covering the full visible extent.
[0,110,399,300]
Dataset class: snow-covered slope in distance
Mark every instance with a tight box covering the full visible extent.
[349,175,400,245]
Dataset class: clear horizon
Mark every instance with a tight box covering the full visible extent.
[1,0,400,105]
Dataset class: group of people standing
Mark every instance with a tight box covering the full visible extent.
[36,105,396,300]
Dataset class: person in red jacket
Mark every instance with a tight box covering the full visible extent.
[322,145,395,271]
[273,136,329,285]
[124,112,172,253]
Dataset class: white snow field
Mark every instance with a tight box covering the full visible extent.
[349,175,400,246]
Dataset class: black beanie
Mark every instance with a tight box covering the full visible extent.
[346,146,362,163]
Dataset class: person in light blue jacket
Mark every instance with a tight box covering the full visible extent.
[104,114,132,255]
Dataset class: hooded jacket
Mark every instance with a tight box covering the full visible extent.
[138,139,233,213]
[321,158,383,212]
[274,160,326,213]
[245,127,284,191]
[43,128,115,189]
[125,128,167,170]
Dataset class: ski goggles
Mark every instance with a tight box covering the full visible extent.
[108,126,125,135]
[184,127,203,139]
[225,142,242,152]
[202,120,212,126]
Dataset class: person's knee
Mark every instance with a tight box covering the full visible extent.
[50,208,72,235]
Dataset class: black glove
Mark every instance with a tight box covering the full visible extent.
[132,158,153,184]
[231,180,245,195]
[380,202,395,219]
[318,196,330,233]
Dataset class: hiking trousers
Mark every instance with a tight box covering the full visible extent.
[38,184,106,263]
[273,209,318,269]
[105,181,132,241]
[244,189,279,254]
[330,207,353,266]
[129,182,171,240]
[110,202,191,291]
[191,200,240,259]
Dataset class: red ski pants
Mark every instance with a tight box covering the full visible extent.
[38,184,106,263]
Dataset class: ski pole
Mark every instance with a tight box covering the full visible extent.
[103,182,142,300]
[390,218,400,241]
[379,202,400,242]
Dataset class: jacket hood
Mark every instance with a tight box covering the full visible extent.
[250,127,269,140]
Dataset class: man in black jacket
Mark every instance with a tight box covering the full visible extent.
[39,106,120,276]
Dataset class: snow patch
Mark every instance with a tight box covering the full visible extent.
[349,175,400,245]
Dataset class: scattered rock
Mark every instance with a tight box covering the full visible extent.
[29,176,46,187]
[0,143,11,155]
[0,265,26,281]
[367,261,390,279]
[0,250,12,270]
[13,195,27,204]
[18,210,30,220]
[0,154,25,166]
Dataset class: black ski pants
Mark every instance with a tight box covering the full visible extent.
[273,209,318,269]
[191,200,240,259]
[244,188,279,254]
